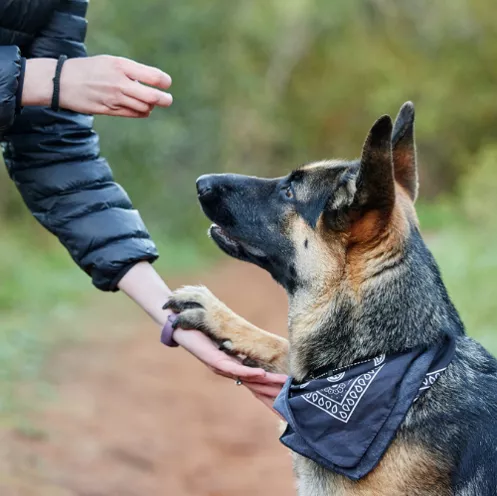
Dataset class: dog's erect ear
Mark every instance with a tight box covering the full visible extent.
[392,101,418,201]
[355,115,395,212]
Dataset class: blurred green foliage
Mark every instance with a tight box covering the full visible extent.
[1,0,497,417]
[3,0,497,233]
[85,0,497,234]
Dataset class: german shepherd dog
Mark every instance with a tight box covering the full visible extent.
[165,103,497,495]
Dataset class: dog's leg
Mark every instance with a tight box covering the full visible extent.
[164,285,289,374]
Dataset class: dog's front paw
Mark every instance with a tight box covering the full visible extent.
[164,285,289,372]
[163,286,227,343]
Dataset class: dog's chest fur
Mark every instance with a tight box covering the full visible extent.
[293,439,450,496]
[286,341,452,495]
[289,339,497,496]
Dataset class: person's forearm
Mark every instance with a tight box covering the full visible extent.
[22,58,57,106]
[117,261,172,326]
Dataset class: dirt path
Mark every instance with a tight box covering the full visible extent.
[1,262,295,496]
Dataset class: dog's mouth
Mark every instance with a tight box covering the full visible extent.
[208,224,267,262]
[208,224,240,255]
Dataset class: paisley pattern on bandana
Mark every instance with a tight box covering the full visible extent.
[302,363,384,423]
[273,335,456,481]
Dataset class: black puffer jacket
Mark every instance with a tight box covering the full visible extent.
[0,0,159,291]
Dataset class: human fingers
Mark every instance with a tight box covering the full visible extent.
[123,80,173,107]
[242,372,288,385]
[114,95,154,114]
[243,381,284,398]
[120,58,172,89]
[210,358,268,380]
[102,106,151,118]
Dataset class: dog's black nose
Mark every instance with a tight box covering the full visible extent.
[196,174,215,198]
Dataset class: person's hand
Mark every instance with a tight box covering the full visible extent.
[23,56,172,117]
[116,262,287,414]
[173,327,288,412]
[60,55,172,117]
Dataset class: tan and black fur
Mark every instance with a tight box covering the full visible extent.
[165,103,497,495]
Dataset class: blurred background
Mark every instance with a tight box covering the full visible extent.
[1,0,497,494]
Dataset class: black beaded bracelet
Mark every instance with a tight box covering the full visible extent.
[51,55,68,112]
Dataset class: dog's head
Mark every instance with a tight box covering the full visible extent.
[197,102,418,296]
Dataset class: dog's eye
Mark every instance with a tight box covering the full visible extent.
[283,186,294,200]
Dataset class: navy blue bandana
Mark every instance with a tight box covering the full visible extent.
[273,335,456,481]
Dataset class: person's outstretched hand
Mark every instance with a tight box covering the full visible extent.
[23,55,172,118]
[172,327,288,408]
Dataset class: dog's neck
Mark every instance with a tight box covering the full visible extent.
[286,228,465,381]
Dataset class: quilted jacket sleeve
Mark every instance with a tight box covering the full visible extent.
[0,45,22,134]
[2,0,159,291]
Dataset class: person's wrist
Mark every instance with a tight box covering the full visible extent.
[117,262,173,326]
[58,58,82,111]
[22,58,57,107]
